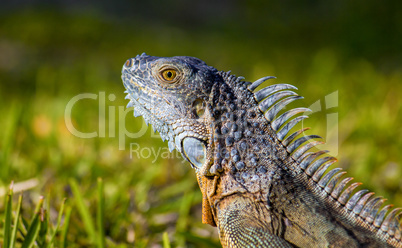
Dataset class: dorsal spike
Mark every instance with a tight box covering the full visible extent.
[374,204,393,227]
[387,211,402,237]
[298,152,313,162]
[331,177,353,199]
[381,208,402,232]
[282,128,310,147]
[353,192,375,215]
[311,159,337,182]
[258,91,298,114]
[395,224,401,240]
[360,196,382,219]
[306,156,337,177]
[277,115,309,141]
[318,168,342,188]
[254,84,297,102]
[338,182,362,205]
[271,108,311,131]
[247,76,276,91]
[366,198,387,224]
[292,140,324,161]
[263,96,303,121]
[287,134,322,154]
[345,189,369,210]
[299,150,327,170]
[324,171,346,194]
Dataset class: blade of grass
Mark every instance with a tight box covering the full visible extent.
[31,196,44,222]
[69,178,96,242]
[178,231,222,247]
[61,206,72,248]
[20,213,41,248]
[175,192,194,247]
[97,178,106,248]
[3,183,13,248]
[21,196,44,248]
[47,198,66,248]
[1,103,21,180]
[9,193,23,248]
[38,208,48,247]
[162,232,171,248]
[19,215,29,238]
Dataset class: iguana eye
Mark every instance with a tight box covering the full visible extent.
[161,69,177,82]
[182,137,206,168]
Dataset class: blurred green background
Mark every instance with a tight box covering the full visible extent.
[0,1,401,247]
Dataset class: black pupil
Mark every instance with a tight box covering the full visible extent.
[167,71,173,78]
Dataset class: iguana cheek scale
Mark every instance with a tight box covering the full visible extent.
[122,53,402,248]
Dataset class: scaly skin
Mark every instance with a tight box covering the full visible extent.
[121,53,402,248]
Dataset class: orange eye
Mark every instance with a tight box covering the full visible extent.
[161,69,177,82]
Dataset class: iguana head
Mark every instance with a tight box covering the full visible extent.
[121,53,221,170]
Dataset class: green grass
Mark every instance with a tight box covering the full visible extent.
[2,184,65,248]
[0,6,401,247]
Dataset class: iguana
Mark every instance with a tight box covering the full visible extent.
[121,53,402,248]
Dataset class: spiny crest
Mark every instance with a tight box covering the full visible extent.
[219,70,246,86]
[248,76,402,242]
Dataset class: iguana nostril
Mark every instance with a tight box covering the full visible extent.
[125,59,133,68]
